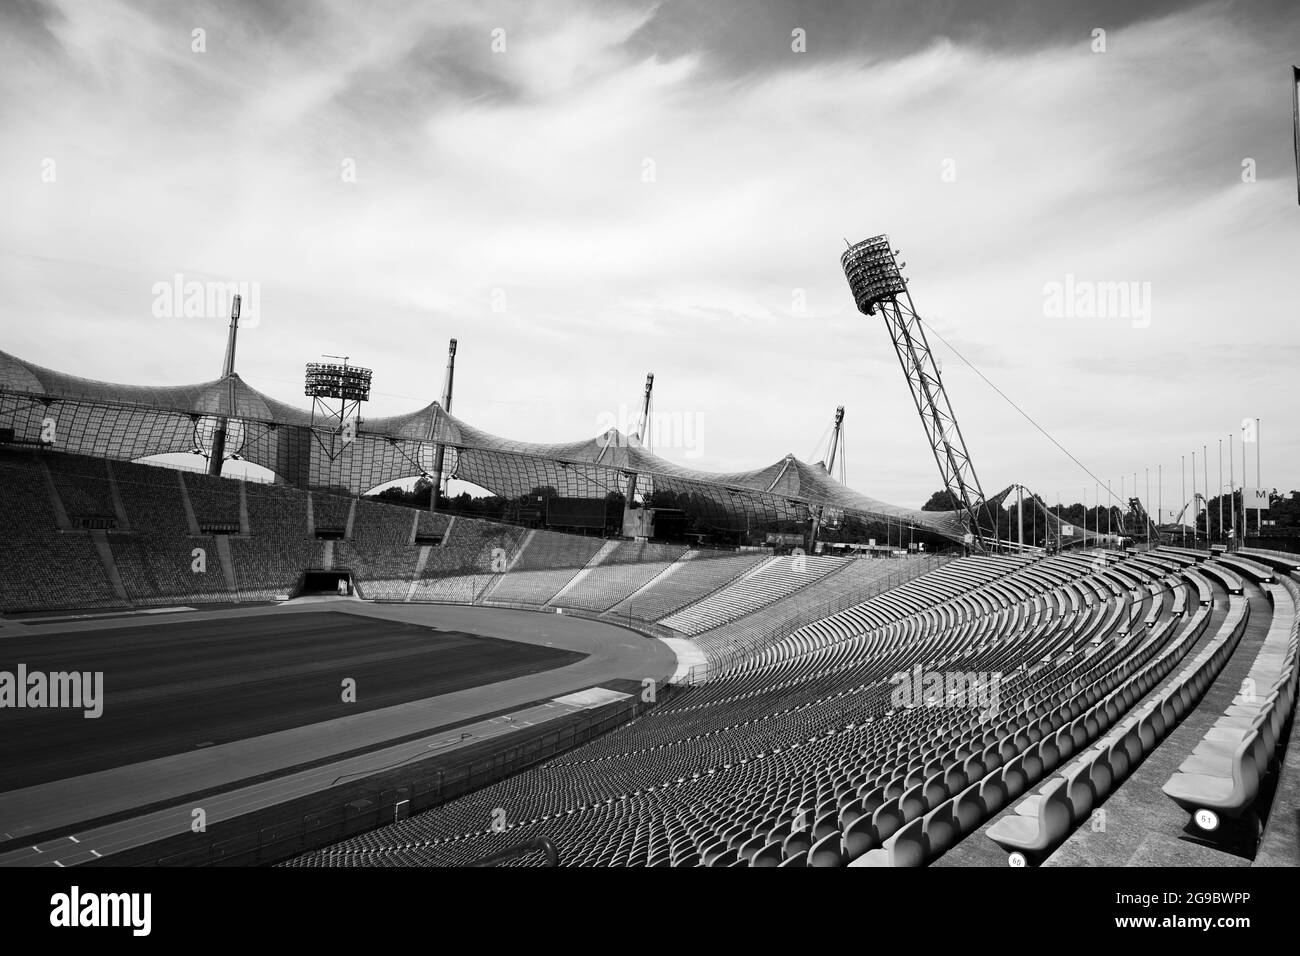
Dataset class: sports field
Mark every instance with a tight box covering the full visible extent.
[0,601,677,859]
[0,610,585,791]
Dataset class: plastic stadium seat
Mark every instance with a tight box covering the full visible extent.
[842,812,879,858]
[850,817,928,867]
[978,774,1008,816]
[1176,723,1270,779]
[920,800,958,856]
[1163,731,1266,818]
[1116,721,1144,769]
[962,753,987,782]
[813,808,841,840]
[750,840,785,867]
[1000,754,1030,802]
[1060,761,1097,820]
[871,796,906,844]
[1020,742,1045,782]
[1202,704,1278,757]
[986,776,1074,857]
[953,781,986,834]
[807,830,845,867]
[838,796,870,829]
[738,833,768,862]
[899,782,928,823]
[782,829,812,859]
[1103,735,1131,780]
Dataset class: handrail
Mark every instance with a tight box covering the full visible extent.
[466,836,559,867]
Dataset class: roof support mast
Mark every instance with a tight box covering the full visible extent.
[429,338,457,511]
[808,405,844,553]
[622,373,654,535]
[207,294,241,476]
[841,236,996,551]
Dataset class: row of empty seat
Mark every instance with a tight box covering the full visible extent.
[985,585,1228,861]
[1162,562,1298,827]
[289,549,1219,867]
[660,554,844,635]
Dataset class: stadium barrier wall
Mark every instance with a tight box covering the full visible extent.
[373,596,685,646]
[142,682,689,867]
[1244,537,1300,556]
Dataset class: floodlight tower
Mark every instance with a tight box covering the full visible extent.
[304,355,372,461]
[840,236,995,551]
[429,338,458,511]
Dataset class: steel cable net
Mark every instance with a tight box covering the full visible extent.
[0,348,976,542]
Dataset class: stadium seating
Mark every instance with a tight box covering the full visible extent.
[608,551,771,622]
[286,549,1212,868]
[0,451,124,610]
[183,470,242,530]
[660,554,843,635]
[231,484,321,600]
[336,499,419,600]
[45,452,117,524]
[15,450,1300,871]
[410,517,527,603]
[1162,573,1298,825]
[311,491,351,534]
[482,530,605,605]
[553,541,689,613]
[111,459,234,605]
[688,556,942,668]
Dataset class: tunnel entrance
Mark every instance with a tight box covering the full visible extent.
[299,570,354,596]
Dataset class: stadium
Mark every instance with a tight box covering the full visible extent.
[2,228,1296,871]
[1,0,1297,890]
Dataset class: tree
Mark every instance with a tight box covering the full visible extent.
[920,489,960,511]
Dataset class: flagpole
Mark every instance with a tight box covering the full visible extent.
[1202,444,1208,544]
[1292,65,1300,205]
[1229,433,1235,550]
[1218,439,1223,544]
[1257,418,1262,536]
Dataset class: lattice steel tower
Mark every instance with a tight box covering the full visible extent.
[840,235,995,550]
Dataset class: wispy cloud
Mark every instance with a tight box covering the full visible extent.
[1,0,1296,504]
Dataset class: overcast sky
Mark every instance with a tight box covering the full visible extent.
[2,0,1297,514]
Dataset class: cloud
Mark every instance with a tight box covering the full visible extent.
[0,0,1297,506]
